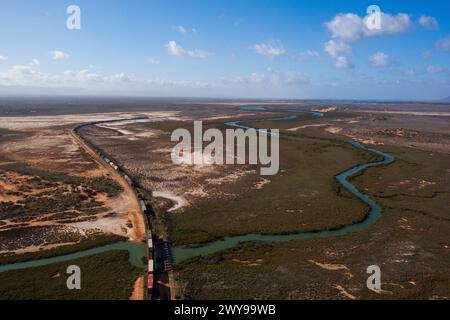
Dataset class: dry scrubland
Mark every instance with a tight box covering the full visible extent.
[1,101,449,300]
[0,113,156,263]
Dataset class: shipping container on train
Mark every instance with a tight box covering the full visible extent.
[123,175,133,186]
[140,200,147,213]
[148,260,154,273]
[148,238,153,249]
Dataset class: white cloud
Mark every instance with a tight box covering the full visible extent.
[177,25,187,34]
[1,61,310,95]
[369,52,390,67]
[437,36,450,51]
[175,25,197,34]
[325,12,412,43]
[404,68,419,77]
[224,68,309,87]
[421,50,432,59]
[324,11,411,69]
[30,58,40,67]
[334,56,354,69]
[325,13,363,42]
[0,65,37,85]
[146,58,160,65]
[0,64,209,91]
[165,41,210,58]
[426,65,443,74]
[324,40,351,58]
[324,40,353,69]
[50,50,69,60]
[299,50,320,58]
[366,13,412,37]
[0,56,7,62]
[253,43,286,58]
[419,15,439,30]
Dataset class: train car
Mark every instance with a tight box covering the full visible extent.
[103,157,111,164]
[148,259,154,273]
[148,230,153,239]
[123,175,133,186]
[140,200,147,213]
[148,238,153,249]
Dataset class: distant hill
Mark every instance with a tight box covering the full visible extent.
[440,96,450,102]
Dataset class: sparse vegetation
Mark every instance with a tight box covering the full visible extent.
[0,250,143,300]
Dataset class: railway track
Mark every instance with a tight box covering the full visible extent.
[70,120,155,298]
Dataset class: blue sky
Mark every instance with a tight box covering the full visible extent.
[0,0,450,100]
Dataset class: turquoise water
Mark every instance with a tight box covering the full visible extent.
[0,242,147,273]
[240,106,268,111]
[172,109,395,263]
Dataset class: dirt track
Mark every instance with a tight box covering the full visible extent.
[130,276,145,300]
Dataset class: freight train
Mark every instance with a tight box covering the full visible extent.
[73,125,156,299]
[147,231,154,299]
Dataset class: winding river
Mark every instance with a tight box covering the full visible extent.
[172,107,394,262]
[0,106,394,272]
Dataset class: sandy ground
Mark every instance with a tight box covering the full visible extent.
[334,285,357,300]
[313,107,337,113]
[287,124,329,131]
[0,111,181,130]
[130,276,145,300]
[325,126,343,134]
[152,191,189,212]
[97,122,165,141]
[0,166,134,253]
[252,178,271,190]
[71,208,129,238]
[354,110,450,117]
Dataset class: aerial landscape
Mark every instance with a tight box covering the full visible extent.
[0,0,449,305]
